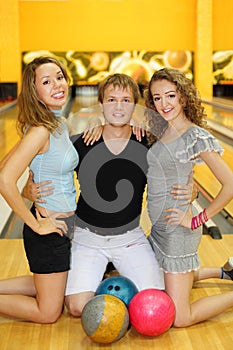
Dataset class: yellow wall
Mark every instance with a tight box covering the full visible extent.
[213,0,233,50]
[19,0,196,52]
[195,0,213,99]
[0,0,20,86]
[18,0,233,52]
[1,0,233,97]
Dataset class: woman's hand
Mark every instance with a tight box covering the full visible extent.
[132,121,146,142]
[164,206,192,228]
[83,125,103,145]
[83,117,103,145]
[35,209,67,236]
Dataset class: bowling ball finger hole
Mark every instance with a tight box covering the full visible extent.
[106,285,121,291]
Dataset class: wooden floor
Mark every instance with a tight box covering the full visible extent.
[0,235,233,350]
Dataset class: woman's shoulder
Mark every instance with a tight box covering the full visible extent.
[25,125,50,144]
[27,124,50,134]
[181,125,220,144]
[183,125,213,137]
[176,125,224,163]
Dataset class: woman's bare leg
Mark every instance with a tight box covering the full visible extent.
[0,276,35,296]
[194,257,233,282]
[165,271,233,328]
[193,267,221,281]
[0,272,67,323]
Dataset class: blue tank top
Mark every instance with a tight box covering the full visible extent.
[30,110,79,212]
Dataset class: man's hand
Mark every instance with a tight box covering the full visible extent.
[22,170,54,203]
[171,171,198,206]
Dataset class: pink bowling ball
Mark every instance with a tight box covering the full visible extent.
[128,288,175,336]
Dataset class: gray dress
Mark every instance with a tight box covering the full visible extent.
[147,126,224,273]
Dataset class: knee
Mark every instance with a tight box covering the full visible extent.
[65,297,83,318]
[67,303,83,318]
[38,310,62,324]
[173,319,186,328]
[65,292,95,318]
[172,314,192,328]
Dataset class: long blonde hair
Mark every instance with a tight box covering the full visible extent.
[17,56,70,136]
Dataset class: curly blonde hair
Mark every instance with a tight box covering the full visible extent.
[17,56,70,136]
[144,68,207,145]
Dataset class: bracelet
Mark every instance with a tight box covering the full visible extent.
[203,208,208,222]
[191,208,208,230]
[191,216,199,230]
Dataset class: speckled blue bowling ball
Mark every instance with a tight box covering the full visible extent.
[95,275,138,307]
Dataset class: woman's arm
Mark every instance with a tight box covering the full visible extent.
[0,126,63,235]
[0,141,21,170]
[164,151,233,228]
[199,151,233,218]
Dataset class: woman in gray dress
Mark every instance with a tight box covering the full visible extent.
[144,67,233,327]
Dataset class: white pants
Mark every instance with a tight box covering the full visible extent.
[65,226,164,295]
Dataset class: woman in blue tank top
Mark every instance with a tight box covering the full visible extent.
[0,56,79,323]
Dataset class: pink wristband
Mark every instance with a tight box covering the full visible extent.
[198,211,204,225]
[191,216,198,230]
[203,208,208,222]
[191,208,209,230]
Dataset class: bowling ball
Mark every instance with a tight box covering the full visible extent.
[81,294,129,344]
[128,288,175,336]
[95,275,138,307]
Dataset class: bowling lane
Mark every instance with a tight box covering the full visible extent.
[203,98,233,143]
[0,102,20,162]
[210,106,233,131]
[0,103,29,235]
